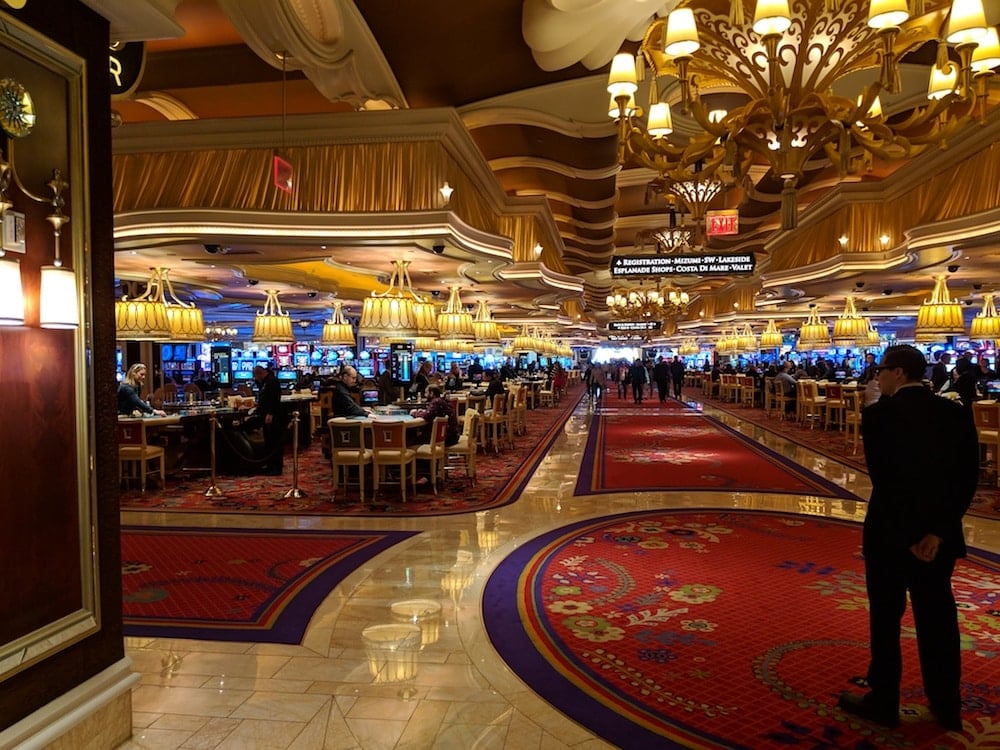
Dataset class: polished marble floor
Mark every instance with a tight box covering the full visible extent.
[118,393,1000,749]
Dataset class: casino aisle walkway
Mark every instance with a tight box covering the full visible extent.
[118,395,1000,749]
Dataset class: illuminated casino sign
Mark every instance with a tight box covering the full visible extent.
[610,253,756,278]
[606,334,647,342]
[608,321,661,332]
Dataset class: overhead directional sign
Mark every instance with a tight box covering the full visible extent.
[606,334,647,342]
[610,253,756,278]
[608,321,661,331]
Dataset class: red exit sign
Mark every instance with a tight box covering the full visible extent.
[706,209,739,236]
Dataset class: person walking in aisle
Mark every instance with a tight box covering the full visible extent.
[653,356,670,403]
[838,345,978,732]
[669,355,686,399]
[629,358,647,404]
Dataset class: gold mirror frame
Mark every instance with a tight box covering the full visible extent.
[0,14,96,682]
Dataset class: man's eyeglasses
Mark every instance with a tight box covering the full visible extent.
[874,365,897,375]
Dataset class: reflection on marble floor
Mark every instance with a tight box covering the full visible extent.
[118,395,1000,749]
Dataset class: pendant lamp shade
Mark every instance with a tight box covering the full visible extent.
[115,269,172,341]
[832,296,868,346]
[252,289,294,344]
[472,299,501,345]
[970,293,1000,340]
[321,301,356,346]
[759,319,783,349]
[914,275,965,342]
[437,285,475,341]
[358,259,423,339]
[797,306,830,351]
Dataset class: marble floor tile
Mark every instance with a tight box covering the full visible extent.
[120,394,999,748]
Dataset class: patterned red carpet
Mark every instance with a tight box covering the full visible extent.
[119,388,582,516]
[707,397,1000,522]
[122,526,416,643]
[483,509,1000,749]
[575,404,858,500]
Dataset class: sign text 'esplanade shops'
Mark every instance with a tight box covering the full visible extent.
[610,253,756,278]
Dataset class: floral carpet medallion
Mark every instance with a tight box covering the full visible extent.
[483,509,1000,749]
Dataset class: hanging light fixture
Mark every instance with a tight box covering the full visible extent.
[472,299,501,345]
[759,319,783,349]
[512,327,536,352]
[970,292,1000,340]
[914,274,965,341]
[797,305,831,351]
[861,316,881,347]
[437,285,475,341]
[737,322,758,352]
[358,259,425,339]
[321,300,356,346]
[252,289,294,344]
[832,296,869,346]
[608,0,998,230]
[115,270,172,341]
[115,267,204,342]
[160,269,205,342]
[678,338,699,357]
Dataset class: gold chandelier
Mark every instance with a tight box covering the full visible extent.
[358,259,436,339]
[759,318,784,349]
[606,282,690,321]
[115,267,204,342]
[607,0,999,229]
[321,300,356,346]
[437,285,475,341]
[970,292,1000,340]
[914,273,965,341]
[831,296,869,346]
[252,289,294,344]
[796,305,831,351]
[679,338,700,356]
[472,299,501,345]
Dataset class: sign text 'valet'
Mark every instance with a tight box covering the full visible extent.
[611,252,756,278]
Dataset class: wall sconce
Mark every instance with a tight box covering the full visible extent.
[0,77,78,329]
[838,235,849,250]
[533,242,543,256]
[879,234,891,250]
[40,171,78,329]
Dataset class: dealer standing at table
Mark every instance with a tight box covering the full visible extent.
[838,345,978,731]
[118,363,166,417]
[252,365,285,475]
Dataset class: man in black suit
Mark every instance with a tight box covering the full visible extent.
[838,345,978,731]
[253,365,286,475]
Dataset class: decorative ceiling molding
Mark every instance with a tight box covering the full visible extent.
[79,0,184,42]
[134,91,197,121]
[522,0,682,72]
[216,0,405,109]
[513,190,616,211]
[488,156,619,181]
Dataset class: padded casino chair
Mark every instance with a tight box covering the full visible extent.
[446,409,479,486]
[482,392,508,454]
[843,388,863,455]
[328,418,373,501]
[416,417,450,495]
[117,419,166,492]
[371,420,418,501]
[824,383,846,430]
